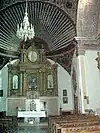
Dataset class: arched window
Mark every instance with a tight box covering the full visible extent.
[13,75,18,89]
[47,74,53,88]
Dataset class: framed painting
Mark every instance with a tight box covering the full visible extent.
[63,89,67,96]
[63,97,68,104]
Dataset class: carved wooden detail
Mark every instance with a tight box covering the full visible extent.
[7,43,58,97]
[26,90,39,99]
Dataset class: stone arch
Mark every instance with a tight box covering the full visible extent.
[77,0,100,37]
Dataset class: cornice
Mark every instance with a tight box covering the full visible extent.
[75,37,100,55]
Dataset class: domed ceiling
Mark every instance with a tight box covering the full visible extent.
[0,0,77,73]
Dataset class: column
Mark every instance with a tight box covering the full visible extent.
[39,70,43,96]
[53,67,58,96]
[43,71,46,95]
[19,73,23,96]
[76,38,87,114]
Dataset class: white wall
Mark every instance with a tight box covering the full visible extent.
[0,66,8,112]
[85,50,100,111]
[57,64,74,112]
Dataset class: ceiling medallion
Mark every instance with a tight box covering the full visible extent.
[16,0,35,42]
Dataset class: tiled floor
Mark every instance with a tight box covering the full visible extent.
[3,127,47,133]
[16,122,48,133]
[17,128,48,133]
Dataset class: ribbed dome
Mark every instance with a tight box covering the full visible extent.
[0,1,77,72]
[0,1,76,56]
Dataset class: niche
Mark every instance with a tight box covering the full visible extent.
[47,74,53,88]
[13,75,18,89]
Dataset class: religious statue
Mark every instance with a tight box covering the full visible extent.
[28,77,37,90]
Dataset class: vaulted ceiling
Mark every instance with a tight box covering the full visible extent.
[0,0,78,73]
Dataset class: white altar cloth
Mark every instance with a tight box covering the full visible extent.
[18,111,46,117]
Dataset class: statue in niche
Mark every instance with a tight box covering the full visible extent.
[28,76,37,90]
[13,75,18,89]
[47,74,53,88]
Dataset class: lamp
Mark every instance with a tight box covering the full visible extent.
[16,0,35,41]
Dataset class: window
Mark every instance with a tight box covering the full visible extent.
[13,75,18,89]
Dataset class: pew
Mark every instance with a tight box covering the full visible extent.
[0,115,18,132]
[48,114,100,133]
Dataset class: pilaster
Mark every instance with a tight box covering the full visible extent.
[8,71,12,96]
[23,72,27,96]
[43,70,46,96]
[75,37,98,113]
[76,37,100,113]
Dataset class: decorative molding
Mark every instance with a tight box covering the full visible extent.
[75,37,100,55]
[26,91,39,99]
[84,43,99,51]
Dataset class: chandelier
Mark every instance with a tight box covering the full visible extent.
[16,0,35,41]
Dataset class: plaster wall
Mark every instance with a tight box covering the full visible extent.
[0,67,8,112]
[6,98,26,116]
[57,64,74,112]
[85,50,100,111]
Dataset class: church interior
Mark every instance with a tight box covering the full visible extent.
[0,0,100,132]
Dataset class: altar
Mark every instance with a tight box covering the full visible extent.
[6,44,59,120]
[18,110,46,117]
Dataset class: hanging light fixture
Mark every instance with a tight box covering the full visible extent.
[16,0,35,41]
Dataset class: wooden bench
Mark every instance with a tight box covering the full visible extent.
[0,116,18,132]
[48,115,100,133]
